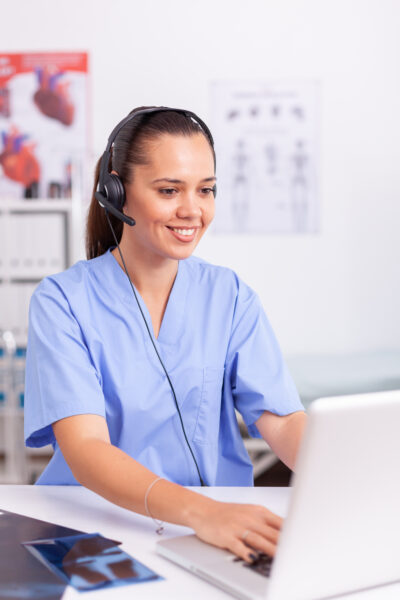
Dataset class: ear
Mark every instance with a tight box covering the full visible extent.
[111,170,119,176]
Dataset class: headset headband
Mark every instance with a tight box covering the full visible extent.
[98,106,214,190]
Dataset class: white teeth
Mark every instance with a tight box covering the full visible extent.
[171,228,195,236]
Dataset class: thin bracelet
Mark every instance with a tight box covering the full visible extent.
[144,477,165,535]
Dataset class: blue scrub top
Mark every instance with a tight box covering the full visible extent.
[24,250,303,486]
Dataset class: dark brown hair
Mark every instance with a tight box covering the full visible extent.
[86,106,215,259]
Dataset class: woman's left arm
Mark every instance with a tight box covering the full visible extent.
[255,410,307,472]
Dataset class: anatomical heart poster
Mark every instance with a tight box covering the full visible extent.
[0,52,89,200]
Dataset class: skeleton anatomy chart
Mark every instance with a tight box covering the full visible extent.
[210,81,319,234]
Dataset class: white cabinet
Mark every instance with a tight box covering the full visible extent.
[0,194,84,482]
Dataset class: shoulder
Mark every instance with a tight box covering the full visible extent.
[31,252,109,308]
[185,255,257,304]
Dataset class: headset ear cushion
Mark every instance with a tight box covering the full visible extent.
[105,173,126,210]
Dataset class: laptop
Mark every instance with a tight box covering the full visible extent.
[157,391,400,600]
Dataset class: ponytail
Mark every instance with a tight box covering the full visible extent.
[85,157,123,259]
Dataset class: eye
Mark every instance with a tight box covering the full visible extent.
[159,188,177,196]
[200,187,214,195]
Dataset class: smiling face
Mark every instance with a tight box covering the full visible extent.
[120,133,216,262]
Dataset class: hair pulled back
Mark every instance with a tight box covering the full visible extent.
[86,106,215,259]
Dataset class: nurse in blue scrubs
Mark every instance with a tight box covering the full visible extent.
[24,107,307,563]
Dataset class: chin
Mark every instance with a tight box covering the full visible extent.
[167,247,196,260]
[162,241,199,260]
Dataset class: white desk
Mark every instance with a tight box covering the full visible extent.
[1,485,399,599]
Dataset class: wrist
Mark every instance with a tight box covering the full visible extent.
[180,490,218,529]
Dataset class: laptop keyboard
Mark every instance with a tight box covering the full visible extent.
[233,553,274,578]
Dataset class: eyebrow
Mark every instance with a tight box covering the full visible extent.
[151,176,217,184]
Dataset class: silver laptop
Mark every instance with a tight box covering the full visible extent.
[157,391,400,600]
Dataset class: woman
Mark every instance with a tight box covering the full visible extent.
[24,106,306,563]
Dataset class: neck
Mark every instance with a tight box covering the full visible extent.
[111,236,178,300]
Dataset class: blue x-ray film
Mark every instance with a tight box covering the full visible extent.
[1,508,85,599]
[22,533,162,591]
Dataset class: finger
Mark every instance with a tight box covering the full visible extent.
[250,505,283,531]
[263,510,283,531]
[229,538,260,564]
[244,522,279,546]
[240,530,277,558]
[243,504,283,531]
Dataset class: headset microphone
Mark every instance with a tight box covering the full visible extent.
[94,191,135,226]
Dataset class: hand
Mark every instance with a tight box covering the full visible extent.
[189,500,282,563]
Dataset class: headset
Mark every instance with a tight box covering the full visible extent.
[95,106,216,226]
[96,107,216,487]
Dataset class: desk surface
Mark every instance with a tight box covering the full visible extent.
[1,485,399,600]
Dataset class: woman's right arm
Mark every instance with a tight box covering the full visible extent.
[53,414,282,562]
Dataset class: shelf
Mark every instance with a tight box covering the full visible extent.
[0,199,73,212]
[0,407,24,417]
[26,446,53,457]
[0,273,64,282]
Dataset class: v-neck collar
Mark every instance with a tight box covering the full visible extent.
[104,249,189,347]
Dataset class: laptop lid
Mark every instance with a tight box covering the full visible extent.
[268,390,400,599]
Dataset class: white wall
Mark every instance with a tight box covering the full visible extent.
[3,0,400,355]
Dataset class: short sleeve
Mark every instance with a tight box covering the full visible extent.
[24,278,106,448]
[225,280,304,438]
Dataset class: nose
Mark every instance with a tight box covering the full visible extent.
[176,190,202,220]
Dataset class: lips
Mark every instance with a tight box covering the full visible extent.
[170,227,195,236]
[166,226,199,243]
